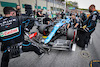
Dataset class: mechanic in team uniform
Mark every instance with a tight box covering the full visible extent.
[0,7,44,67]
[37,9,44,17]
[69,11,73,16]
[16,5,21,16]
[67,14,80,29]
[43,15,52,25]
[77,4,99,50]
[79,11,87,26]
[60,10,65,19]
[75,11,80,17]
[79,11,87,22]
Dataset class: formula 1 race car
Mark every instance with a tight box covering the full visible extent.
[25,16,77,51]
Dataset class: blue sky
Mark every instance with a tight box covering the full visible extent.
[67,0,100,10]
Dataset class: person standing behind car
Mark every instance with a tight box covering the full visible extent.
[75,11,79,17]
[79,11,87,21]
[79,11,87,26]
[16,5,21,16]
[60,10,65,19]
[37,9,44,17]
[67,14,79,29]
[70,11,73,16]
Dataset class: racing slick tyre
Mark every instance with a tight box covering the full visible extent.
[38,24,52,35]
[67,28,74,40]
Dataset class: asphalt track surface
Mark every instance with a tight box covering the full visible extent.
[0,22,100,67]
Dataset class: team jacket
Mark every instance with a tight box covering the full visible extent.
[0,16,33,47]
[80,13,87,22]
[83,11,99,33]
[69,17,80,28]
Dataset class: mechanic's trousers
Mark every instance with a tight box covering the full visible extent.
[1,41,42,67]
[84,32,91,46]
[77,30,91,48]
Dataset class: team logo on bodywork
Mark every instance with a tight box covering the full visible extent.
[0,27,19,37]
